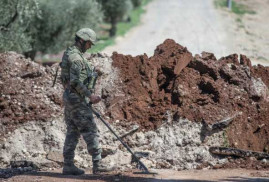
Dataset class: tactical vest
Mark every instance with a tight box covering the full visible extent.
[60,45,97,93]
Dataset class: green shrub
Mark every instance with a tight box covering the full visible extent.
[231,1,256,15]
[214,0,256,15]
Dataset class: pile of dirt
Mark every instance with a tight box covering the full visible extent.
[0,52,63,137]
[0,41,268,173]
[104,39,269,153]
[0,52,124,171]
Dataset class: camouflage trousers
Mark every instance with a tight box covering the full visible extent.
[63,89,102,164]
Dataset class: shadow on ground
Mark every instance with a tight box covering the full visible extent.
[221,176,269,182]
[21,171,269,182]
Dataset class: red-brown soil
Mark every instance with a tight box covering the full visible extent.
[0,52,63,137]
[104,39,269,153]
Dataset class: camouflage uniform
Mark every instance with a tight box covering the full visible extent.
[61,45,101,166]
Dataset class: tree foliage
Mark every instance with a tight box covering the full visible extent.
[34,0,103,55]
[0,0,103,59]
[98,0,133,37]
[0,0,40,53]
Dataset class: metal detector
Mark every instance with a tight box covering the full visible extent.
[91,108,158,175]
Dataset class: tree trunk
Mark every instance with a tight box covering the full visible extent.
[24,50,37,60]
[109,17,117,37]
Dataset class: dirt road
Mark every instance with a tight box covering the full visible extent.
[103,0,233,59]
[3,169,269,182]
[103,0,269,67]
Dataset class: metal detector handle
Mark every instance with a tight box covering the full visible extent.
[91,108,150,173]
[52,65,59,87]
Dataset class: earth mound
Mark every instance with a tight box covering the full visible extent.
[0,52,63,137]
[0,41,268,173]
[104,39,269,152]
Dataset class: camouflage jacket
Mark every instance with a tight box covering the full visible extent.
[60,45,93,98]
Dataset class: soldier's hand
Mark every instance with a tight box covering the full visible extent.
[94,66,103,76]
[89,95,101,104]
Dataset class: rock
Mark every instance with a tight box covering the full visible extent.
[101,145,117,158]
[46,150,63,163]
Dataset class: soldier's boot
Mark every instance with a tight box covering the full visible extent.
[92,160,114,174]
[62,163,85,175]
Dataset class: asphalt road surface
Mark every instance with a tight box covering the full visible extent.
[103,0,233,59]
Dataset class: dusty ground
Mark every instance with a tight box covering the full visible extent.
[2,169,269,182]
[217,0,269,66]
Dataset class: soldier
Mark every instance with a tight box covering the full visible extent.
[60,28,113,175]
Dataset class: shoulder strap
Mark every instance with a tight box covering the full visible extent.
[52,63,60,87]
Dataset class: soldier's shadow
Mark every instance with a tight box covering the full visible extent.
[3,170,269,182]
[23,171,207,182]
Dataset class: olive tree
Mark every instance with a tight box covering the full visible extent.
[32,0,103,58]
[98,0,133,37]
[0,0,103,59]
[0,0,40,54]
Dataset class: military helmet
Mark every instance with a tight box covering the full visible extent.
[76,28,97,45]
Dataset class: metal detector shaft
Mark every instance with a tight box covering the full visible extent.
[91,108,150,173]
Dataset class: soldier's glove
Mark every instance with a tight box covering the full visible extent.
[89,95,101,104]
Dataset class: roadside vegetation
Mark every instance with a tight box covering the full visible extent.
[0,0,151,60]
[214,0,256,15]
[214,0,256,31]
